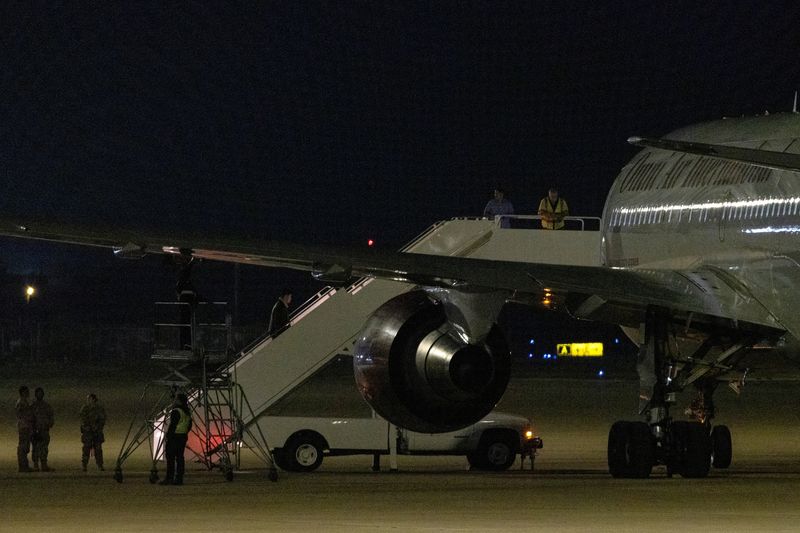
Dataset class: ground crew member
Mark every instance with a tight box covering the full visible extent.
[31,386,55,472]
[80,393,106,471]
[160,393,193,485]
[16,385,35,473]
[537,187,569,230]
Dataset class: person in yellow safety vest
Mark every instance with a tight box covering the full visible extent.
[159,392,193,486]
[537,188,569,230]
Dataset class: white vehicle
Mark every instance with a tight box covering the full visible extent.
[249,356,542,473]
[266,410,542,472]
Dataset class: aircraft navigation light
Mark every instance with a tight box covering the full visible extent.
[367,239,375,247]
[24,285,36,303]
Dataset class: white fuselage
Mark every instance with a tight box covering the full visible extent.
[601,113,800,339]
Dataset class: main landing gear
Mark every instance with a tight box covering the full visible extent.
[608,307,750,479]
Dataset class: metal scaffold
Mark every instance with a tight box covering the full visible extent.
[112,301,278,483]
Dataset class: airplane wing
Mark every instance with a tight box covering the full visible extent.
[628,136,800,173]
[0,215,785,335]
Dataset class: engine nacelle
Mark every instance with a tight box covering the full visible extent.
[353,290,510,433]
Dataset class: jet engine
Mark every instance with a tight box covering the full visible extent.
[353,290,510,433]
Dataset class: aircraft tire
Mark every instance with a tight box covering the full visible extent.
[608,421,632,478]
[608,421,653,478]
[674,421,711,478]
[627,422,654,479]
[711,425,732,469]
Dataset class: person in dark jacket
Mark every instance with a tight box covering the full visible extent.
[31,387,55,472]
[267,289,293,337]
[159,393,193,485]
[483,187,515,228]
[16,385,35,472]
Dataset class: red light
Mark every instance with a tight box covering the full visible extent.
[367,239,374,247]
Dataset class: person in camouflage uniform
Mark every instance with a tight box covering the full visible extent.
[16,385,35,473]
[31,387,55,472]
[79,393,106,471]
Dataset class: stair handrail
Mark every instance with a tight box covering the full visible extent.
[229,285,337,362]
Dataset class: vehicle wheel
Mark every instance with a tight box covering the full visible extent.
[608,421,632,478]
[113,468,123,483]
[475,434,518,471]
[711,425,732,469]
[466,451,485,470]
[272,449,293,472]
[149,470,159,484]
[285,434,325,472]
[675,421,711,478]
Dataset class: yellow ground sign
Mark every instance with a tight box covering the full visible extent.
[556,342,604,357]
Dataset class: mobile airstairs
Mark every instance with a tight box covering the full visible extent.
[113,215,601,483]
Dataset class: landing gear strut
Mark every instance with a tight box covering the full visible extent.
[608,307,752,479]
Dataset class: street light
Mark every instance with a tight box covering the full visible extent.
[25,285,36,303]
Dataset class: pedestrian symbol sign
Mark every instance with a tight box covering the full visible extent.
[555,343,604,357]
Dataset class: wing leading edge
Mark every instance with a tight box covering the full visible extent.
[0,215,785,336]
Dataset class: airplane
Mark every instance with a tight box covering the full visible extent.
[2,111,800,479]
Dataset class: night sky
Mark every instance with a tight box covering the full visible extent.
[2,2,800,324]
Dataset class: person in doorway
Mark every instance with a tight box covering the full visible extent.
[268,289,293,337]
[159,393,192,486]
[537,187,569,230]
[483,187,515,228]
[16,385,35,473]
[80,393,106,471]
[31,387,55,472]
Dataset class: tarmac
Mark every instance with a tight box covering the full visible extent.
[2,370,800,531]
